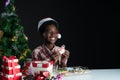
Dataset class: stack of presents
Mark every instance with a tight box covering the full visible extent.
[1,56,22,80]
[0,56,54,80]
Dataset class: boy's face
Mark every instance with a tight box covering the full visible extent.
[43,24,59,44]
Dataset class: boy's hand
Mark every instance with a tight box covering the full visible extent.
[52,52,60,62]
[62,50,70,58]
[61,50,70,67]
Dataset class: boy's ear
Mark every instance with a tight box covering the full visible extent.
[42,32,46,37]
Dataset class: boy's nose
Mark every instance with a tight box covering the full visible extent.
[51,32,57,37]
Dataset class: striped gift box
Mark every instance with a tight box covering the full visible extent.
[3,59,18,67]
[1,72,22,80]
[5,65,20,74]
[26,61,53,74]
[26,61,53,68]
[2,65,21,74]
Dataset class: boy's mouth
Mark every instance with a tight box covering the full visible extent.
[50,37,56,40]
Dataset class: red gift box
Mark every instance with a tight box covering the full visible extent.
[26,61,53,68]
[3,59,18,67]
[1,73,22,80]
[16,73,22,80]
[2,56,22,80]
[3,56,18,67]
[5,65,20,74]
[5,66,12,75]
[26,60,53,75]
[2,66,5,74]
[2,75,14,80]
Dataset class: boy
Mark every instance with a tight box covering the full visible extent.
[32,18,70,68]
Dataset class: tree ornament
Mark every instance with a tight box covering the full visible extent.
[24,34,28,40]
[12,45,17,50]
[13,6,16,11]
[1,12,15,18]
[11,36,17,41]
[19,49,30,61]
[12,45,20,53]
[5,0,11,6]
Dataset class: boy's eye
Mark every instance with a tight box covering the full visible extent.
[47,31,58,34]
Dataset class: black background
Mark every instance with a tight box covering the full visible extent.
[1,0,120,69]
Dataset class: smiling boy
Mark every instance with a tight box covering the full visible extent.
[32,18,70,68]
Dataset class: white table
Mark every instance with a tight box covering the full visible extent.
[62,69,120,80]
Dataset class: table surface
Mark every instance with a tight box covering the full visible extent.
[62,69,120,80]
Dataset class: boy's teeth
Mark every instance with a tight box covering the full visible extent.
[51,38,55,40]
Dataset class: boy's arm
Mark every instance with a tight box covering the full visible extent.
[62,50,70,58]
[32,48,43,60]
[51,52,60,63]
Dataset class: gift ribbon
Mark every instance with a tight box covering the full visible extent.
[11,58,16,80]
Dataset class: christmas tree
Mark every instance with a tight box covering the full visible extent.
[0,0,31,66]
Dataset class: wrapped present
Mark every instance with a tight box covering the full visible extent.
[26,61,53,68]
[26,60,53,75]
[3,56,18,67]
[2,56,22,80]
[2,74,14,80]
[16,73,22,80]
[3,65,21,74]
[2,65,13,75]
[1,73,22,80]
[3,59,18,67]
